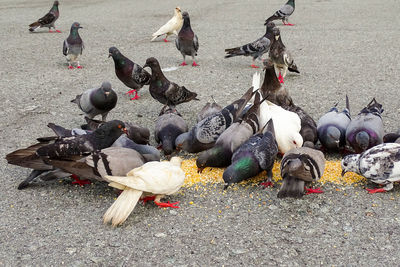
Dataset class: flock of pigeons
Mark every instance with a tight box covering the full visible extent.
[6,0,400,226]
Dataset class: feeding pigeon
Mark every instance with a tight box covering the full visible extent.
[317,95,351,151]
[103,157,185,227]
[197,96,223,122]
[29,1,60,33]
[108,47,151,100]
[269,27,299,83]
[223,119,278,188]
[151,7,183,42]
[63,22,84,69]
[155,106,188,155]
[224,22,276,68]
[278,147,326,198]
[112,135,161,162]
[287,105,318,146]
[341,143,400,193]
[265,0,295,26]
[71,81,117,122]
[346,98,384,153]
[143,57,199,107]
[175,12,199,67]
[175,86,255,153]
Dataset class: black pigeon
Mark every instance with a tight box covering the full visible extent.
[108,47,151,100]
[71,81,117,122]
[29,1,60,32]
[63,22,84,69]
[260,61,292,107]
[143,57,199,107]
[265,0,295,26]
[175,11,199,67]
[224,22,276,68]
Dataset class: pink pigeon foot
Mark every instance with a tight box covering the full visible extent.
[163,38,169,42]
[71,174,91,186]
[180,62,188,66]
[155,201,180,208]
[126,90,140,100]
[278,72,284,84]
[366,188,386,194]
[141,196,156,204]
[68,66,74,69]
[260,181,274,188]
[77,65,82,69]
[251,64,260,68]
[285,23,295,26]
[305,187,324,195]
[56,29,61,33]
[192,61,199,67]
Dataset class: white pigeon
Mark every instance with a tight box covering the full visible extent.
[341,143,400,194]
[151,7,183,42]
[103,157,185,227]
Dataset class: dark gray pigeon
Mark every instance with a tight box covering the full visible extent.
[155,106,188,155]
[112,135,161,162]
[224,22,276,68]
[265,0,295,26]
[383,133,400,144]
[341,143,400,193]
[109,47,151,100]
[29,1,60,32]
[71,81,117,122]
[143,57,199,108]
[63,22,84,69]
[317,95,351,151]
[175,12,199,67]
[260,61,292,106]
[346,98,384,153]
[175,86,255,153]
[278,147,326,198]
[197,96,223,122]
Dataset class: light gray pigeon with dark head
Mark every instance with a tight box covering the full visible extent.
[175,11,199,67]
[63,22,84,69]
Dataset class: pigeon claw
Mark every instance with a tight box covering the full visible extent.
[163,38,169,43]
[305,187,324,195]
[285,23,295,26]
[366,188,386,194]
[141,195,156,204]
[180,62,188,66]
[126,90,140,100]
[192,62,199,67]
[155,201,180,209]
[260,181,274,188]
[70,174,91,186]
[250,64,260,69]
[278,73,284,84]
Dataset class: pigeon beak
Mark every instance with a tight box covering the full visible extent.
[79,26,83,29]
[341,170,347,177]
[105,91,110,96]
[275,36,279,40]
[175,144,182,151]
[123,128,128,134]
[108,53,112,58]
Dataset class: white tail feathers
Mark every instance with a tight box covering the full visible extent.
[252,72,261,91]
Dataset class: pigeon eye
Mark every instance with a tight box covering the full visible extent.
[343,162,348,167]
[293,141,297,145]
[118,124,122,129]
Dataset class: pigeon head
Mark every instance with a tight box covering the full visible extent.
[273,28,280,40]
[196,146,224,173]
[53,1,59,6]
[94,120,127,142]
[182,11,189,18]
[324,126,341,149]
[355,131,370,151]
[341,154,360,177]
[265,21,276,30]
[159,106,181,116]
[223,156,258,187]
[281,158,314,182]
[174,7,182,16]
[71,22,82,30]
[143,57,161,70]
[175,132,190,152]
[92,82,118,110]
[108,47,121,58]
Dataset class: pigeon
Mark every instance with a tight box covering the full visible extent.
[151,7,183,42]
[175,11,199,67]
[278,147,326,198]
[103,157,185,227]
[112,135,161,162]
[196,92,262,172]
[223,119,278,187]
[143,57,199,107]
[71,81,117,122]
[224,22,276,68]
[63,22,84,69]
[341,143,400,193]
[29,1,60,33]
[383,133,400,144]
[269,27,299,83]
[108,47,151,100]
[175,86,255,153]
[197,96,223,122]
[155,106,188,155]
[346,98,384,153]
[317,95,351,151]
[286,105,318,146]
[265,0,295,26]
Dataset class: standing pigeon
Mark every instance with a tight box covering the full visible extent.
[29,1,60,32]
[317,95,351,151]
[197,96,223,122]
[269,27,299,83]
[265,0,295,26]
[175,87,255,153]
[278,147,326,198]
[151,7,183,42]
[103,157,185,227]
[224,22,276,68]
[71,81,117,122]
[346,98,384,153]
[341,143,400,193]
[63,22,84,69]
[175,11,199,66]
[155,106,188,155]
[108,47,151,100]
[143,57,198,107]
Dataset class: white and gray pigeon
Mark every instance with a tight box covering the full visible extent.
[29,1,60,32]
[175,12,199,67]
[71,81,117,122]
[341,143,400,194]
[317,95,351,151]
[197,96,223,122]
[63,22,84,69]
[265,0,295,26]
[346,98,384,153]
[224,22,276,68]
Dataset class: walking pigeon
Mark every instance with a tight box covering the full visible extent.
[265,0,295,26]
[29,1,60,32]
[151,7,183,42]
[63,22,84,69]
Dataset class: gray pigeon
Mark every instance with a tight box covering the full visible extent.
[175,86,255,153]
[155,106,188,155]
[63,22,84,69]
[197,96,223,122]
[175,12,199,67]
[278,147,325,198]
[265,0,295,26]
[29,1,60,32]
[224,22,276,68]
[341,143,400,193]
[71,81,117,122]
[346,98,384,153]
[317,95,351,151]
[112,135,161,162]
